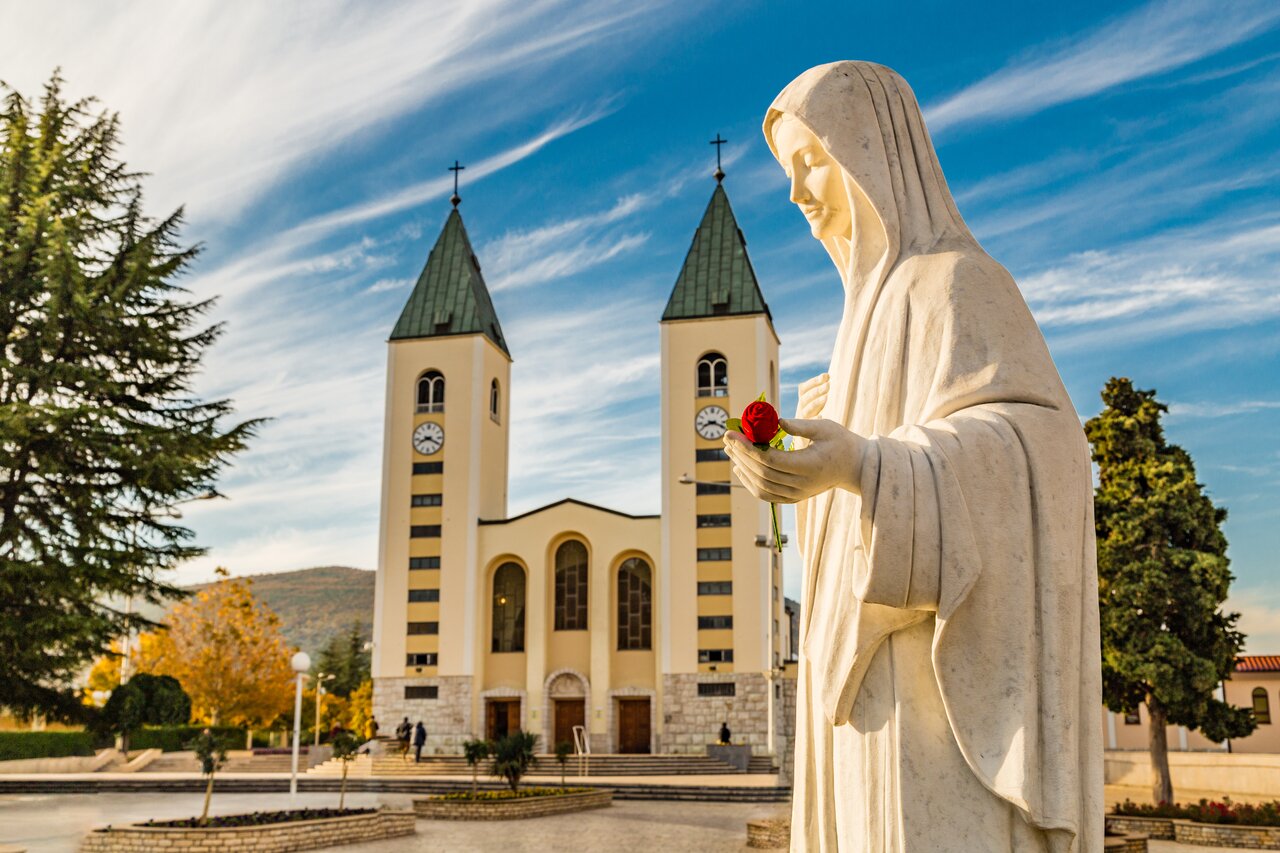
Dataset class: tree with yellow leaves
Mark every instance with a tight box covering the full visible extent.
[146,569,294,728]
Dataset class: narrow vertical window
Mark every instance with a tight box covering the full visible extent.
[695,352,728,397]
[490,379,501,422]
[1254,687,1271,724]
[417,370,445,413]
[617,557,653,650]
[554,540,589,630]
[491,562,525,653]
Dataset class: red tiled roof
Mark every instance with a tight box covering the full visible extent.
[1235,655,1280,672]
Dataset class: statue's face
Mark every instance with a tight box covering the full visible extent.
[772,115,851,241]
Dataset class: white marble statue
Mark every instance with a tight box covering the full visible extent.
[723,61,1103,852]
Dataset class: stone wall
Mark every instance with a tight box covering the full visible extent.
[1105,749,1280,798]
[660,673,768,754]
[1106,815,1280,850]
[777,676,797,783]
[1105,816,1173,840]
[80,809,415,853]
[373,676,472,754]
[1104,833,1148,852]
[746,817,790,849]
[413,789,612,820]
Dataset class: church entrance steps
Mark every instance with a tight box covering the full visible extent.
[0,775,791,802]
[307,752,758,778]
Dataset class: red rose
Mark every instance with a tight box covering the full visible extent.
[740,400,779,445]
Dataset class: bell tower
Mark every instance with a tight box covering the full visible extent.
[658,147,782,752]
[372,175,511,743]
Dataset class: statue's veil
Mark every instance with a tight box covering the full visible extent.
[763,61,980,434]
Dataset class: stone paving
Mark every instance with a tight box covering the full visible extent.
[0,789,1260,852]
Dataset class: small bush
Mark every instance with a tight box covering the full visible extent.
[1114,797,1280,827]
[437,787,590,801]
[0,730,98,761]
[130,726,244,752]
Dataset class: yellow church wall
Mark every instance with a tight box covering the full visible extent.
[660,313,782,679]
[373,333,510,683]
[476,502,659,747]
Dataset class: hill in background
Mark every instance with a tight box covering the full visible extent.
[142,566,376,657]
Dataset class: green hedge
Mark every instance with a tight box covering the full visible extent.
[130,726,245,752]
[0,730,98,761]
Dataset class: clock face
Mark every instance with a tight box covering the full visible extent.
[412,421,444,455]
[695,405,729,440]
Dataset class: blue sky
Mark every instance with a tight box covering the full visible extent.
[6,1,1280,647]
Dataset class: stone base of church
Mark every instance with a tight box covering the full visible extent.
[373,676,474,755]
[658,673,771,754]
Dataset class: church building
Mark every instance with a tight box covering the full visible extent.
[371,166,789,756]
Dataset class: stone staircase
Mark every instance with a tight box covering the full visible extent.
[309,752,775,778]
[139,750,323,773]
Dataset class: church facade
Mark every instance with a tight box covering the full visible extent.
[371,175,791,756]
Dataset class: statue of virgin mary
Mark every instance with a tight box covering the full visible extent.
[723,62,1103,851]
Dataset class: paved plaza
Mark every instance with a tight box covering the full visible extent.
[0,788,1256,852]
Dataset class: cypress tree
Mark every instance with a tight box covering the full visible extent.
[0,74,260,717]
[1085,377,1254,804]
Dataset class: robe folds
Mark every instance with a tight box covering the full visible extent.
[764,62,1103,852]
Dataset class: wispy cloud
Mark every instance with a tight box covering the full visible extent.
[926,0,1280,132]
[1168,400,1280,418]
[1229,587,1280,655]
[0,0,666,228]
[1023,216,1280,350]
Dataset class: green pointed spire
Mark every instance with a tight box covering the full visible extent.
[390,208,510,356]
[661,183,770,322]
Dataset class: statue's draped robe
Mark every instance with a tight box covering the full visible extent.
[764,62,1103,852]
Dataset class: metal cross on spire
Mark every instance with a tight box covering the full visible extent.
[448,160,465,207]
[709,134,728,182]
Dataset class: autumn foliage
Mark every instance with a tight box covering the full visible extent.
[143,570,294,727]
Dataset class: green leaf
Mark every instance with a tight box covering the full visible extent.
[756,391,767,402]
[726,418,741,433]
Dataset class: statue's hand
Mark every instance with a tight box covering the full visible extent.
[793,373,830,450]
[724,417,865,504]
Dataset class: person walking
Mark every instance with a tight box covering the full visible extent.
[719,721,732,745]
[365,716,379,742]
[396,717,411,761]
[413,721,427,763]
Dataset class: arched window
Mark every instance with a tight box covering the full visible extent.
[417,370,445,413]
[491,562,525,653]
[490,379,500,422]
[617,557,652,650]
[1254,687,1271,724]
[554,540,588,630]
[696,352,728,397]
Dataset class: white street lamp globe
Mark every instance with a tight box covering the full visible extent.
[291,651,311,673]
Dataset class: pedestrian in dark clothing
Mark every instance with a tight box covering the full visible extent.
[396,717,411,761]
[413,721,427,763]
[719,721,732,745]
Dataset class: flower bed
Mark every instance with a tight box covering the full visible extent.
[140,807,373,828]
[1107,800,1280,850]
[414,787,612,820]
[1114,798,1280,826]
[81,807,414,852]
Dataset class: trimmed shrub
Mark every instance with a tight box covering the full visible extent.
[1114,797,1280,827]
[0,730,97,761]
[130,725,244,752]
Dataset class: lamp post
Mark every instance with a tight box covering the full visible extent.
[290,651,311,797]
[314,673,336,746]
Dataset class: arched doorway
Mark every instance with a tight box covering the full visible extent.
[547,672,587,751]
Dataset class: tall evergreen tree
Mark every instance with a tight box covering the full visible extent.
[315,620,370,698]
[1085,377,1254,804]
[0,75,260,717]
